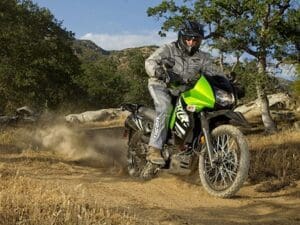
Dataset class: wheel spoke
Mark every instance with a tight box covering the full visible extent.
[212,168,221,184]
[205,162,215,173]
[220,170,228,187]
[202,132,242,190]
[221,135,227,150]
[223,152,236,163]
[224,167,237,182]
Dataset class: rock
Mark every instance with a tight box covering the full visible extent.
[235,92,294,118]
[65,108,129,124]
[0,106,37,125]
[16,106,35,116]
[0,115,17,124]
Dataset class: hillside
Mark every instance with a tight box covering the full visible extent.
[73,40,110,61]
[73,39,157,63]
[73,39,294,90]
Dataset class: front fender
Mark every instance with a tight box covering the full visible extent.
[206,110,251,128]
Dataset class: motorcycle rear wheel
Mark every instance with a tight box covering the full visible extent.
[127,131,148,178]
[127,131,159,180]
[199,125,250,198]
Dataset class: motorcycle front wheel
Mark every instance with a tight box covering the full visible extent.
[199,125,250,198]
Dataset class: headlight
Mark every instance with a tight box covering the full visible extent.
[215,87,235,107]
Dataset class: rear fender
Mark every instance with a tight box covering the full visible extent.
[124,114,144,131]
[122,104,154,132]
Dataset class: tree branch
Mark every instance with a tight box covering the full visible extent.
[268,0,290,24]
[231,54,240,72]
[219,53,225,72]
[241,46,258,58]
[263,4,271,28]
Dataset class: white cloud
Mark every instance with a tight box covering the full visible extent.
[80,31,177,50]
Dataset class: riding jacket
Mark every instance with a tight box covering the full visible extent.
[145,41,225,94]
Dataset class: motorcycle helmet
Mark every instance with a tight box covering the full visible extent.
[178,20,204,55]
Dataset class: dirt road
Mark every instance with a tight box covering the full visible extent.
[1,126,300,224]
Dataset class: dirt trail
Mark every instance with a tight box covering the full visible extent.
[12,159,300,225]
[1,126,300,225]
[80,170,300,225]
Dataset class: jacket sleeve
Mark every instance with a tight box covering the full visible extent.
[145,44,171,78]
[198,51,225,78]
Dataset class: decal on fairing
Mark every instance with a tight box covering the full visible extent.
[175,122,185,138]
[174,99,190,138]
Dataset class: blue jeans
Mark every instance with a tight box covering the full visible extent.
[148,82,173,149]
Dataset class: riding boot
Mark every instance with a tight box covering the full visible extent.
[147,146,165,165]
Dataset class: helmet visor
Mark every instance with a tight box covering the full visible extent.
[183,35,202,43]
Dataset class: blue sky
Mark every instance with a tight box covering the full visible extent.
[32,0,178,50]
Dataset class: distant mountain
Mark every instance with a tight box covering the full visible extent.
[73,39,158,65]
[72,39,110,61]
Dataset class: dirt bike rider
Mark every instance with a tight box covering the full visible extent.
[145,20,227,165]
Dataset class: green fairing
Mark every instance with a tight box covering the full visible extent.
[170,75,215,129]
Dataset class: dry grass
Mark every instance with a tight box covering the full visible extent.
[0,128,15,144]
[0,176,140,225]
[248,129,300,184]
[0,129,144,225]
[0,126,299,224]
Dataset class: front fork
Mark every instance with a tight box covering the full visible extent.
[200,112,215,168]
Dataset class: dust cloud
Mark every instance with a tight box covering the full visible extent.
[21,123,128,172]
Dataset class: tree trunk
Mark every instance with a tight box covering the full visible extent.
[256,85,277,133]
[257,59,277,133]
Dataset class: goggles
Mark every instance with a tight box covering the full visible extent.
[183,35,202,42]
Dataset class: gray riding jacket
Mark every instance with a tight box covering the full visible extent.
[145,42,225,93]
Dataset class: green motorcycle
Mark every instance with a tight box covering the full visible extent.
[121,71,250,198]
